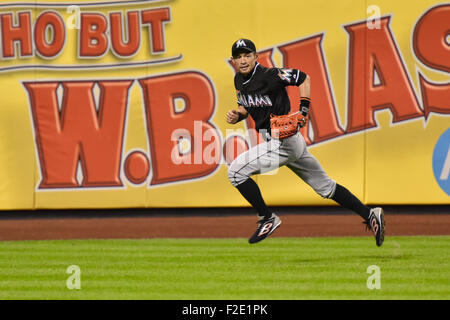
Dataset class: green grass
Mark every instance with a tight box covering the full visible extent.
[0,236,449,300]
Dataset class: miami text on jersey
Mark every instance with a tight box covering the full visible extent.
[237,92,273,108]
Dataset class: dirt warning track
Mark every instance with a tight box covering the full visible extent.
[0,207,449,241]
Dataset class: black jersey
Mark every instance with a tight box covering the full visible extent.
[234,62,307,132]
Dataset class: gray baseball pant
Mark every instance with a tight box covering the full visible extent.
[228,132,336,198]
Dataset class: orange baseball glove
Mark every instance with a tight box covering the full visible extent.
[270,112,307,139]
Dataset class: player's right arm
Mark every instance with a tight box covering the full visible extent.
[226,106,248,124]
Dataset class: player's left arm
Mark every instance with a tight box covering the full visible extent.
[274,67,310,117]
[274,68,309,126]
[298,74,310,127]
[299,74,310,100]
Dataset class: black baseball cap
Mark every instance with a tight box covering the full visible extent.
[231,39,256,57]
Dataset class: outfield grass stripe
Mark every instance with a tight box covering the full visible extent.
[0,236,448,300]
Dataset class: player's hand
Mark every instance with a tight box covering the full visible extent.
[298,114,308,128]
[226,109,240,124]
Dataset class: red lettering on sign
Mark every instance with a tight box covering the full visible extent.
[413,5,450,73]
[34,11,65,58]
[419,75,450,119]
[413,5,450,118]
[110,11,140,57]
[141,8,171,54]
[344,17,423,133]
[0,12,32,58]
[24,80,132,188]
[79,13,109,57]
[139,72,221,185]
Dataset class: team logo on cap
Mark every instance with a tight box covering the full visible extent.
[236,39,246,47]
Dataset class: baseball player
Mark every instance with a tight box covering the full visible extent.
[226,39,385,245]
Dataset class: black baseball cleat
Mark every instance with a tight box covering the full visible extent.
[364,207,385,247]
[249,213,281,244]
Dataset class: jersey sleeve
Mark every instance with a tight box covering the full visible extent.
[273,68,307,87]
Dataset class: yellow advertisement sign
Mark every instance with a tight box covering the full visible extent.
[0,0,448,209]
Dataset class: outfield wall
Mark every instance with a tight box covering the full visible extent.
[0,0,449,209]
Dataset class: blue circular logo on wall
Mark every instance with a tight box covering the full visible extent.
[432,128,450,196]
